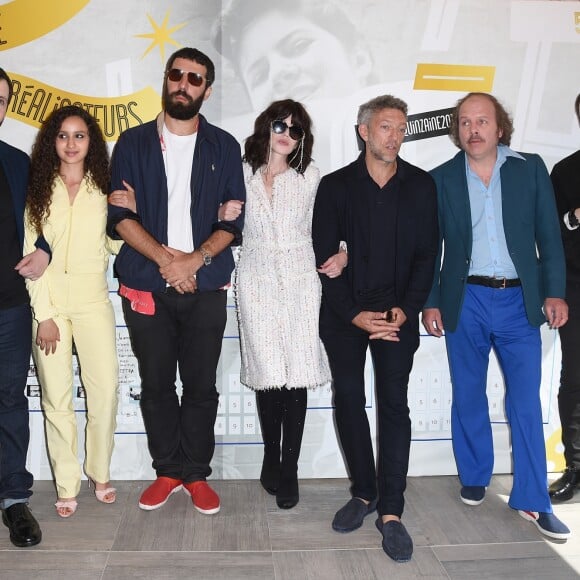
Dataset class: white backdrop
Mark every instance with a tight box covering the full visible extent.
[1,0,578,482]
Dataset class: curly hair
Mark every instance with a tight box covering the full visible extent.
[243,99,313,174]
[449,92,514,148]
[27,105,110,235]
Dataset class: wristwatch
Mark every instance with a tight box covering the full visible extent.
[199,245,212,266]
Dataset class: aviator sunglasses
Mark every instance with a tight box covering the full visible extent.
[271,119,304,141]
[166,68,206,87]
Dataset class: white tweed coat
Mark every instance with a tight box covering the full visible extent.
[235,162,330,390]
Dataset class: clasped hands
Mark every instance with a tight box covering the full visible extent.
[108,182,198,294]
[352,307,406,341]
[159,246,202,294]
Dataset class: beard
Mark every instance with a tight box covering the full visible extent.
[163,88,205,120]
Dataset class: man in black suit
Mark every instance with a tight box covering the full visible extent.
[0,67,46,547]
[550,93,580,502]
[312,94,438,563]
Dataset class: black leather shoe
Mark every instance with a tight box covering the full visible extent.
[549,467,580,502]
[2,503,42,547]
[276,476,298,509]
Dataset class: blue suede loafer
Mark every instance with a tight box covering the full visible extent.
[332,497,378,533]
[375,518,413,563]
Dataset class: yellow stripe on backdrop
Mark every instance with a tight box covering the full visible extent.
[414,63,495,92]
[7,73,161,141]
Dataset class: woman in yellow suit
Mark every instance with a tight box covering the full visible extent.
[24,106,125,518]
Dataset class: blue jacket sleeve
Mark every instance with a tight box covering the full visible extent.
[212,136,245,246]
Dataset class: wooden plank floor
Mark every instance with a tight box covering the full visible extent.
[0,475,578,579]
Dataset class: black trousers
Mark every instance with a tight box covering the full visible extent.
[558,282,580,468]
[122,289,227,482]
[321,309,418,517]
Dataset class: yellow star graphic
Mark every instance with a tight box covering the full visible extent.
[135,11,187,61]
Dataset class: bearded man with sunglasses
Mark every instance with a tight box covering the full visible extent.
[312,95,438,562]
[107,48,245,514]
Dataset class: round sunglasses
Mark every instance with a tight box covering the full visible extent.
[166,68,206,87]
[271,120,304,141]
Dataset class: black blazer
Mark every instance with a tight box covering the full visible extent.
[312,154,438,327]
[0,139,30,249]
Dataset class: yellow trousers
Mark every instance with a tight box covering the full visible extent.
[32,273,118,499]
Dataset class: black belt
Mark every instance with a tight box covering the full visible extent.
[467,276,521,289]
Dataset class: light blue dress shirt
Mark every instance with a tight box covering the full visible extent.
[466,144,525,278]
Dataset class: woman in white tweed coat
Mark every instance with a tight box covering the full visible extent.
[225,100,345,509]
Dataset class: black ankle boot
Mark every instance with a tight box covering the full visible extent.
[256,390,283,494]
[276,475,299,509]
[549,467,580,502]
[275,388,307,509]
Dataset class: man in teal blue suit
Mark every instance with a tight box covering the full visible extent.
[422,92,571,540]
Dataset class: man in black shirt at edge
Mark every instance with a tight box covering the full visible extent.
[549,93,580,502]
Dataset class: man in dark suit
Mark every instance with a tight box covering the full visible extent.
[312,94,438,563]
[422,92,570,540]
[0,67,45,547]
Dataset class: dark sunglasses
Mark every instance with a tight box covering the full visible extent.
[166,68,205,87]
[271,119,304,141]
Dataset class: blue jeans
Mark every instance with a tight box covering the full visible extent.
[0,304,34,506]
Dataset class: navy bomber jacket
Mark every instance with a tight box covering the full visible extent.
[107,113,245,293]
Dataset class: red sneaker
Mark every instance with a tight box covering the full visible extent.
[138,477,183,511]
[183,481,220,514]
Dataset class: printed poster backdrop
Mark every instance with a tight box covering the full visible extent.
[1,0,579,481]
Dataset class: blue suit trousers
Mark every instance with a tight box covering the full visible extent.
[446,284,552,513]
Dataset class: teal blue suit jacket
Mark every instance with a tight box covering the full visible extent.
[424,149,565,331]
